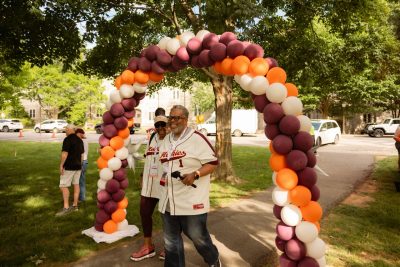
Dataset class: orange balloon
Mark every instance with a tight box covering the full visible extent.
[276,168,298,190]
[103,219,117,234]
[112,209,126,223]
[221,58,234,76]
[269,153,287,172]
[97,156,108,169]
[266,67,287,84]
[118,128,130,139]
[289,185,311,207]
[101,146,115,160]
[127,118,134,128]
[248,58,269,77]
[300,201,323,222]
[121,70,135,85]
[149,72,164,82]
[118,197,128,209]
[285,83,299,97]
[115,76,122,89]
[213,61,224,74]
[110,136,124,150]
[232,56,250,75]
[134,70,149,84]
[269,142,276,154]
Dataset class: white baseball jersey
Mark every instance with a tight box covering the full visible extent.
[141,133,164,199]
[158,128,218,215]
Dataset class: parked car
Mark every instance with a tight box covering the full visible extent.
[95,123,140,134]
[360,122,376,134]
[0,119,24,132]
[366,118,400,137]
[311,119,341,146]
[34,119,68,133]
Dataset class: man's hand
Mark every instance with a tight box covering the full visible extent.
[181,172,196,186]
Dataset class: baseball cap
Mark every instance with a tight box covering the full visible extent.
[75,128,85,135]
[154,115,168,127]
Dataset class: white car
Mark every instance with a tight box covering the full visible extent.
[34,119,68,133]
[311,119,341,146]
[0,119,24,132]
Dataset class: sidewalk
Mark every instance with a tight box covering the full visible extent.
[73,151,375,267]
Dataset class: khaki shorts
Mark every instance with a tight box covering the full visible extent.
[60,170,81,187]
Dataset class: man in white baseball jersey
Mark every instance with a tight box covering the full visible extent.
[158,105,221,267]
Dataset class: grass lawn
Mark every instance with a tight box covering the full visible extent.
[321,156,400,267]
[0,141,271,266]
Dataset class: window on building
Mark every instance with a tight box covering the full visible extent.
[173,90,180,99]
[29,109,36,118]
[148,112,154,120]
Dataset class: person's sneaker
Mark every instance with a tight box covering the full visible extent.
[130,245,156,262]
[71,206,79,211]
[210,258,221,267]
[158,250,165,260]
[55,207,71,217]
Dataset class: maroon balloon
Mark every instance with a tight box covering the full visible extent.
[227,40,245,58]
[297,167,317,189]
[266,57,279,68]
[110,103,125,117]
[198,49,214,67]
[112,189,126,202]
[106,179,121,194]
[97,190,111,203]
[156,50,172,66]
[293,131,314,152]
[310,185,320,201]
[104,199,118,214]
[209,43,227,62]
[298,257,319,267]
[127,57,139,72]
[120,178,129,189]
[242,41,251,49]
[102,111,114,124]
[121,98,137,111]
[95,222,104,232]
[124,110,135,119]
[244,43,264,60]
[114,168,127,181]
[114,116,128,130]
[219,31,237,46]
[121,159,128,168]
[202,33,219,49]
[151,60,166,74]
[286,150,308,171]
[145,45,160,61]
[96,209,110,224]
[138,57,152,72]
[186,38,202,55]
[273,204,283,220]
[276,221,295,241]
[285,238,306,261]
[190,55,202,68]
[263,103,284,124]
[279,254,297,267]
[176,47,190,62]
[139,48,147,58]
[134,92,146,101]
[252,94,270,113]
[103,124,118,139]
[275,236,286,252]
[279,115,301,135]
[172,55,188,70]
[272,135,293,155]
[99,135,110,147]
[265,124,280,140]
[306,149,317,168]
[97,201,105,209]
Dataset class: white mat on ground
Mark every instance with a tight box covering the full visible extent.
[82,225,140,243]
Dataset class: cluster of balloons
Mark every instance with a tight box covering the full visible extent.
[95,29,326,265]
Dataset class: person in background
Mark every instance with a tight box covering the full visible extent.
[394,125,400,172]
[130,114,169,261]
[56,124,84,216]
[75,128,88,203]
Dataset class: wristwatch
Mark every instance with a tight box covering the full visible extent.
[194,170,201,180]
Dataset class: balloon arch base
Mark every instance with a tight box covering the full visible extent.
[82,224,139,244]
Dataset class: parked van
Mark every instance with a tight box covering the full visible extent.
[197,109,258,137]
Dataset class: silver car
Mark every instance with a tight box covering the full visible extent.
[34,119,68,133]
[0,119,24,132]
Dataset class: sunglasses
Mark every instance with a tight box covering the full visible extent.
[155,122,167,129]
[168,116,186,121]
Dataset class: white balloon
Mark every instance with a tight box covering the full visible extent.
[316,256,326,267]
[306,238,326,259]
[115,147,129,160]
[119,84,135,98]
[295,221,319,243]
[99,168,113,181]
[97,178,106,190]
[281,204,302,226]
[282,96,303,116]
[239,74,253,91]
[234,74,242,84]
[180,31,195,46]
[158,36,171,50]
[133,83,147,94]
[250,76,269,95]
[196,30,210,41]
[272,172,278,186]
[166,38,181,55]
[298,115,312,133]
[110,89,122,104]
[272,186,289,206]
[266,83,288,103]
[108,157,122,171]
[117,219,129,231]
[105,99,113,110]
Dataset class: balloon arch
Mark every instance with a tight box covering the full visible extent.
[94,30,326,266]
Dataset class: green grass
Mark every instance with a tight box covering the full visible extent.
[0,141,271,266]
[321,156,400,267]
